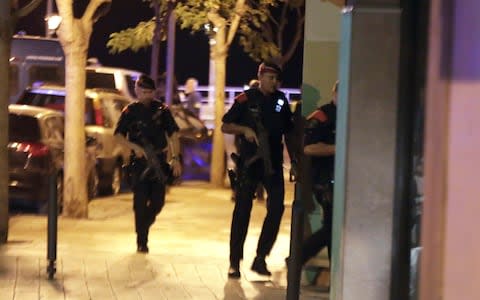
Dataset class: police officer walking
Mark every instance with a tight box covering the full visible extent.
[222,61,297,278]
[114,74,182,253]
[301,81,338,267]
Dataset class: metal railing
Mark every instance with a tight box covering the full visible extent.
[178,85,302,128]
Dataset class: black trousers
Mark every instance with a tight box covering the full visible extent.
[133,178,166,246]
[302,186,333,265]
[229,162,285,266]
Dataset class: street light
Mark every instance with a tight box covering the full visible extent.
[45,0,61,38]
[204,23,218,106]
[45,14,62,37]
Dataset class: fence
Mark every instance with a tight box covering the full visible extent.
[178,85,302,128]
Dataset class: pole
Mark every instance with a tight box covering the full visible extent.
[165,2,176,106]
[45,0,53,37]
[208,39,215,106]
[150,1,161,83]
[287,105,307,299]
[46,174,58,280]
[286,183,305,299]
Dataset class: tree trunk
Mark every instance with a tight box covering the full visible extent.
[60,20,88,218]
[0,3,13,243]
[209,27,226,186]
[150,2,161,82]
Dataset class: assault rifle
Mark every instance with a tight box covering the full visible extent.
[133,121,169,184]
[245,104,274,177]
[139,136,168,184]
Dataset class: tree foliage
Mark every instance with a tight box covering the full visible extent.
[107,0,279,58]
[107,0,170,54]
[238,0,305,66]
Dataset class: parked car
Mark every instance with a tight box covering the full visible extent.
[169,104,212,181]
[8,105,97,213]
[16,85,132,195]
[18,85,213,184]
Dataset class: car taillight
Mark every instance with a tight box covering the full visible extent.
[15,142,49,157]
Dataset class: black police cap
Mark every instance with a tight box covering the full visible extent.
[137,74,156,90]
[258,61,282,77]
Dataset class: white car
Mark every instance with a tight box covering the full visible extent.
[86,65,144,101]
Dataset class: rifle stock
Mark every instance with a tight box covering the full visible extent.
[139,138,168,184]
[248,106,274,176]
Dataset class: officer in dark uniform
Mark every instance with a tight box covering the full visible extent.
[301,81,338,266]
[222,61,297,278]
[114,74,182,253]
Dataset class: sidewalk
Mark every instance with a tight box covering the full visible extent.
[0,181,327,300]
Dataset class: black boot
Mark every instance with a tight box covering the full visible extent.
[136,233,149,253]
[251,256,271,276]
[228,265,241,279]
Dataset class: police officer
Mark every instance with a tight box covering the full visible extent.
[301,81,338,266]
[222,61,297,278]
[114,74,182,253]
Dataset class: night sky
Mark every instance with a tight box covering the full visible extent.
[15,1,303,88]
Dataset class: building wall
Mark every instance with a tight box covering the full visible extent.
[421,0,480,298]
[302,0,341,115]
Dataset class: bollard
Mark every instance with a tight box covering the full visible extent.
[46,174,58,280]
[286,184,305,300]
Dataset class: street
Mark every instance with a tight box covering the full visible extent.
[1,181,326,299]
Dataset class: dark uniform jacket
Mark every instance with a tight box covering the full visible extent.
[305,102,336,184]
[114,100,179,151]
[222,88,293,168]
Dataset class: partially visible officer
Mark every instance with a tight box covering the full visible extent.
[114,74,182,253]
[301,80,338,267]
[222,61,298,278]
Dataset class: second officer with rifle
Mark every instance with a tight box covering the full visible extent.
[222,61,297,278]
[114,74,182,253]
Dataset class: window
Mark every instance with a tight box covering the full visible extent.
[86,71,116,90]
[9,65,19,97]
[81,98,94,126]
[28,65,64,86]
[125,74,139,98]
[9,114,41,142]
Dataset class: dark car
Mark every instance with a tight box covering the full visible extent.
[169,104,212,181]
[8,105,97,213]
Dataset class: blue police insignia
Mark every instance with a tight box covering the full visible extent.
[275,98,284,112]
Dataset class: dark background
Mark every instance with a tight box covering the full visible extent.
[15,1,303,88]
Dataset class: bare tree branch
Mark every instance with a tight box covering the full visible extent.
[83,0,111,23]
[262,22,274,43]
[56,0,74,22]
[281,7,304,65]
[276,2,289,51]
[15,0,43,18]
[226,0,246,47]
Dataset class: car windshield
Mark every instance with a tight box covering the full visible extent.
[9,114,41,142]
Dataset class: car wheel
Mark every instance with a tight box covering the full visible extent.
[110,164,122,195]
[88,168,99,200]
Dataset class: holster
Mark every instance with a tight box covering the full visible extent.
[228,168,237,189]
